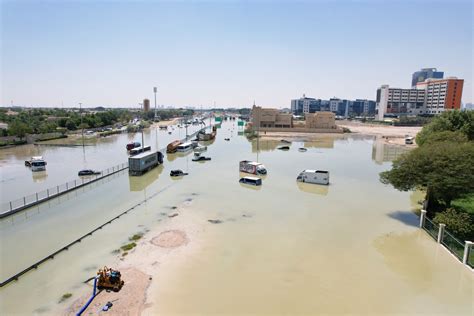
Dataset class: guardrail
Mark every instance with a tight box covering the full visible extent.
[0,163,128,218]
[0,184,173,288]
[1,126,207,219]
[419,210,473,269]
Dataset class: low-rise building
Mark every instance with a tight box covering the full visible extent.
[305,112,337,129]
[250,105,339,133]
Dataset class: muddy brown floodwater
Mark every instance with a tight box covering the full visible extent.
[0,121,472,315]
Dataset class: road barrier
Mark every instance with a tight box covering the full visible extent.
[0,163,128,218]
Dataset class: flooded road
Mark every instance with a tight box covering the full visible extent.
[0,121,472,315]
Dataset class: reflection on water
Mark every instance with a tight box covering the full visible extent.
[372,136,410,164]
[296,181,329,196]
[128,165,164,191]
[239,182,262,190]
[32,171,48,183]
[303,138,334,149]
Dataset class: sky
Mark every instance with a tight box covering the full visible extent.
[1,0,473,108]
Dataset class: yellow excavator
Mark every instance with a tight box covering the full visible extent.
[97,266,124,292]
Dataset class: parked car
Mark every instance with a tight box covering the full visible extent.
[78,169,101,176]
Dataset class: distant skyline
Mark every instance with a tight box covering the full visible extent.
[1,0,473,108]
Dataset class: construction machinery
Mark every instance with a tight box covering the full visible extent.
[97,266,124,292]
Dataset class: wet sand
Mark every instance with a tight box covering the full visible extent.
[258,121,421,147]
[64,199,202,315]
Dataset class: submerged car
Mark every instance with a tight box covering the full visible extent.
[170,169,188,177]
[192,156,211,162]
[78,169,101,176]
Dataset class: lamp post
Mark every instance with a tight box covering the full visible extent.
[79,102,84,147]
[139,103,144,148]
[153,87,158,121]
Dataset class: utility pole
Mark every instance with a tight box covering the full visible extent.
[79,102,84,147]
[153,87,158,121]
[139,103,144,149]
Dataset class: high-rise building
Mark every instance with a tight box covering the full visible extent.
[143,99,150,112]
[411,68,444,88]
[415,77,464,114]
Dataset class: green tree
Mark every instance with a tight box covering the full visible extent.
[65,120,77,130]
[380,141,474,208]
[416,110,474,145]
[8,120,32,140]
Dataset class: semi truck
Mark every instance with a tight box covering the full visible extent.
[129,151,163,176]
[296,170,329,185]
[239,160,267,175]
[166,140,182,153]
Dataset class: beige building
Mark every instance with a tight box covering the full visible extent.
[251,105,293,128]
[304,112,337,129]
[250,105,339,133]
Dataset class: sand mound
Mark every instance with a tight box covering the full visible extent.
[151,230,188,248]
[64,268,150,316]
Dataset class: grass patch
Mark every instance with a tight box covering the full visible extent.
[129,233,143,241]
[122,252,128,256]
[111,249,120,254]
[120,242,137,251]
[59,293,72,303]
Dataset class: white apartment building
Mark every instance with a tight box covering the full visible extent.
[376,85,426,120]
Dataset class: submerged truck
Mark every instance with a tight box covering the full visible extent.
[239,160,267,175]
[296,170,329,185]
[166,140,182,153]
[129,151,163,176]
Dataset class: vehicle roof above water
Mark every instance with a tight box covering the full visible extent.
[31,156,44,160]
[129,151,159,159]
[240,160,263,166]
[178,142,193,147]
[241,176,261,181]
[301,170,329,174]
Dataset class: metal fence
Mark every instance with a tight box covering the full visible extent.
[468,247,474,269]
[423,217,439,240]
[441,230,465,260]
[420,210,473,270]
[1,162,128,217]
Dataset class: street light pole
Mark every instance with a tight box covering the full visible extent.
[139,103,144,149]
[153,87,157,121]
[79,102,84,147]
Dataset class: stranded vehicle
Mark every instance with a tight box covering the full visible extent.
[296,170,330,185]
[239,176,262,186]
[239,160,267,175]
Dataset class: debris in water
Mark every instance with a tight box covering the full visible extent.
[208,219,223,224]
[168,213,179,218]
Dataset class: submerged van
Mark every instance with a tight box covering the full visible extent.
[239,176,262,186]
[296,170,329,185]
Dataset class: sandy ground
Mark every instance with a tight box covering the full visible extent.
[151,118,180,127]
[258,120,421,147]
[64,198,203,315]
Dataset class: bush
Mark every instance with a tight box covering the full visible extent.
[342,127,351,133]
[451,194,474,215]
[434,208,474,241]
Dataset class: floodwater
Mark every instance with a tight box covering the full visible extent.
[0,121,472,315]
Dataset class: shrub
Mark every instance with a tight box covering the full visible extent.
[434,208,474,241]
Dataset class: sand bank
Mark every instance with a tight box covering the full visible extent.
[65,198,203,315]
[257,121,421,147]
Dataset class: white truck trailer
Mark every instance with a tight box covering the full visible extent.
[296,170,329,185]
[129,151,163,176]
[239,160,267,175]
